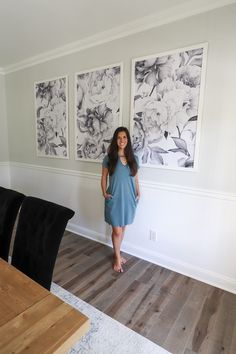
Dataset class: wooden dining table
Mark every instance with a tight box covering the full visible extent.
[0,258,89,353]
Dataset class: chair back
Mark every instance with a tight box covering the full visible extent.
[11,196,75,289]
[0,187,25,261]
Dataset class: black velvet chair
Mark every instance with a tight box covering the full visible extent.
[0,186,25,261]
[11,196,75,290]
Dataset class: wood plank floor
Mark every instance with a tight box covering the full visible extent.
[53,231,236,354]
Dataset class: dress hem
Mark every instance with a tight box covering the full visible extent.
[105,220,134,228]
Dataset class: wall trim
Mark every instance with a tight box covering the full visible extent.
[3,0,236,74]
[10,161,236,201]
[67,222,236,294]
[0,161,9,167]
[10,161,99,180]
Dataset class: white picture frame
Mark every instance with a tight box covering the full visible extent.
[75,63,123,162]
[34,76,69,159]
[130,43,208,170]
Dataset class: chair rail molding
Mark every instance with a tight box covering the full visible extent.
[9,161,236,201]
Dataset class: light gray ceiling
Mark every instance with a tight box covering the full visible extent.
[0,0,234,70]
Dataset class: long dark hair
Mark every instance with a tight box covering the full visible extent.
[107,127,138,176]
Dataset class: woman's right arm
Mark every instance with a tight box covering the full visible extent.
[101,167,111,199]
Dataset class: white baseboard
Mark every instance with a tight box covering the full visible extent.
[67,222,236,294]
[67,222,110,246]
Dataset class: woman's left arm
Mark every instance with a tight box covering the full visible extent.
[135,173,141,200]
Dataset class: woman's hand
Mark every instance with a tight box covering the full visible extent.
[104,193,112,200]
[135,173,140,202]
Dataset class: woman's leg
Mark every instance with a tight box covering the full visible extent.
[121,226,127,264]
[112,226,123,272]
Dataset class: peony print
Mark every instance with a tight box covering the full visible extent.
[131,44,207,169]
[35,76,68,158]
[75,64,122,161]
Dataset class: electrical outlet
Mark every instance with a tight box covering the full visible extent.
[149,229,157,242]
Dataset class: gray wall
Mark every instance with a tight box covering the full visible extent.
[0,75,9,161]
[5,3,236,193]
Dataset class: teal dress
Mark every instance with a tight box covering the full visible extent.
[103,155,139,227]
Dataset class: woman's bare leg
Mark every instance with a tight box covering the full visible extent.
[121,226,127,264]
[112,226,123,272]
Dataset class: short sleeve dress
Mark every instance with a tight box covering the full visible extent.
[102,155,139,227]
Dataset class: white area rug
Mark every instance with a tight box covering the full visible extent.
[51,283,171,354]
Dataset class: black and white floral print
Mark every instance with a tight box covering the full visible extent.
[131,44,207,169]
[35,77,68,158]
[75,65,122,161]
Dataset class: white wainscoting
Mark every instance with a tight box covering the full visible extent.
[10,162,236,294]
[0,162,10,187]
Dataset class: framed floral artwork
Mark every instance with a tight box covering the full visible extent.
[35,76,69,158]
[75,63,123,161]
[131,43,208,170]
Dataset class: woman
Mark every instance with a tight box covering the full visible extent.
[101,127,140,273]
